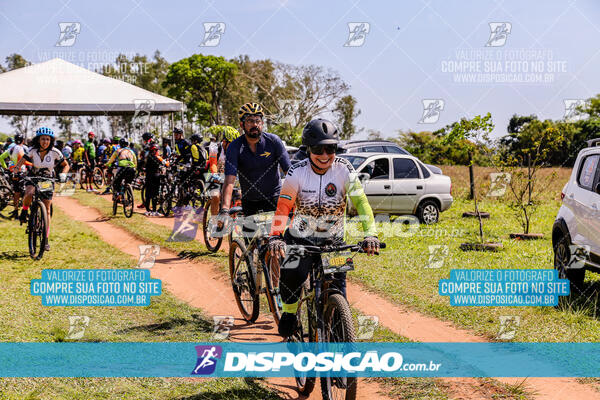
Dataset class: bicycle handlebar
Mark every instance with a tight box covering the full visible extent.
[288,241,386,255]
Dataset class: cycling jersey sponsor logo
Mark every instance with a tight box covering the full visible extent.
[260,151,271,158]
[325,183,337,197]
[192,345,222,375]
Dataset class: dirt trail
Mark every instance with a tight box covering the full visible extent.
[55,196,388,400]
[83,195,600,400]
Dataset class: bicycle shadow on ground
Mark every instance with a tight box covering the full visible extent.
[178,250,222,260]
[177,377,290,400]
[114,315,212,335]
[227,318,280,342]
[0,251,28,260]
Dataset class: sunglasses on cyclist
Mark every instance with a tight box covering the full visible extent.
[309,144,337,155]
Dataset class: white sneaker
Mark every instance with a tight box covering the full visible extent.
[144,211,152,216]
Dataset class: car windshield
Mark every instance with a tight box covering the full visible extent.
[339,155,367,169]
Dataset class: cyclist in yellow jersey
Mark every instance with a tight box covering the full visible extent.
[107,138,137,201]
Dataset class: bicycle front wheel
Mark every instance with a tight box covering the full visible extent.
[264,256,282,325]
[202,201,223,253]
[320,293,357,400]
[123,185,134,218]
[228,239,259,322]
[293,282,316,395]
[28,201,48,260]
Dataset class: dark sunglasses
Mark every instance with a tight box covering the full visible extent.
[309,144,337,155]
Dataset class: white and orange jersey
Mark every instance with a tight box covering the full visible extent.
[270,156,376,239]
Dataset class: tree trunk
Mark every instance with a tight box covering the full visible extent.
[468,151,475,200]
[474,190,484,243]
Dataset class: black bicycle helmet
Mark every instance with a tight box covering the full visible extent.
[119,138,128,147]
[173,127,183,135]
[14,134,24,144]
[190,134,201,143]
[142,132,153,142]
[301,119,339,147]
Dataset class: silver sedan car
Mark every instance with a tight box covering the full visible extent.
[340,153,453,224]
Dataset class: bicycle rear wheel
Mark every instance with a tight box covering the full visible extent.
[202,201,223,252]
[320,293,357,400]
[123,185,134,218]
[229,239,259,322]
[92,167,104,188]
[0,184,15,219]
[28,201,48,260]
[78,169,86,189]
[158,182,173,216]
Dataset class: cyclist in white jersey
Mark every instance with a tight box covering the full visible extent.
[15,127,69,251]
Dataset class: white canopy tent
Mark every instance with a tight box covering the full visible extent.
[0,58,182,116]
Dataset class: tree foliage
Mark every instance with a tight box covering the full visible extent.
[164,54,237,126]
[333,95,361,139]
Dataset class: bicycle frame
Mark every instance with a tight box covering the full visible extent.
[233,216,279,312]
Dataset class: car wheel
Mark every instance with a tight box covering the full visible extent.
[417,200,439,224]
[553,231,585,292]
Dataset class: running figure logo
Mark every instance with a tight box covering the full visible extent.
[137,245,160,269]
[344,23,370,47]
[168,206,202,242]
[66,316,90,340]
[56,22,81,47]
[485,22,511,47]
[497,315,520,340]
[192,345,222,375]
[564,99,586,122]
[426,245,449,269]
[419,99,444,124]
[200,23,225,47]
[132,99,155,127]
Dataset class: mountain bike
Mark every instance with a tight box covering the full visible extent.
[229,212,282,324]
[286,240,385,400]
[112,181,134,218]
[0,182,14,219]
[22,176,57,260]
[156,166,175,217]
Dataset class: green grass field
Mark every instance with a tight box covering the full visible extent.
[0,207,281,399]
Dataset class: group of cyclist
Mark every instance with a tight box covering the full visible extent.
[1,101,381,339]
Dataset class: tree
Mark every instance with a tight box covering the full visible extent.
[333,95,361,139]
[365,129,382,141]
[5,54,29,70]
[497,119,565,235]
[56,117,74,141]
[507,114,537,134]
[442,113,495,245]
[164,54,237,126]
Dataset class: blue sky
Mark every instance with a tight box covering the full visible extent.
[1,0,599,139]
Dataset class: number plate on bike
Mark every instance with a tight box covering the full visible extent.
[322,251,354,274]
[39,181,53,192]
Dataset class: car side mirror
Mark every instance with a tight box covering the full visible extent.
[358,173,370,183]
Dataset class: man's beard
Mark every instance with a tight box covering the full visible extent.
[245,127,261,138]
